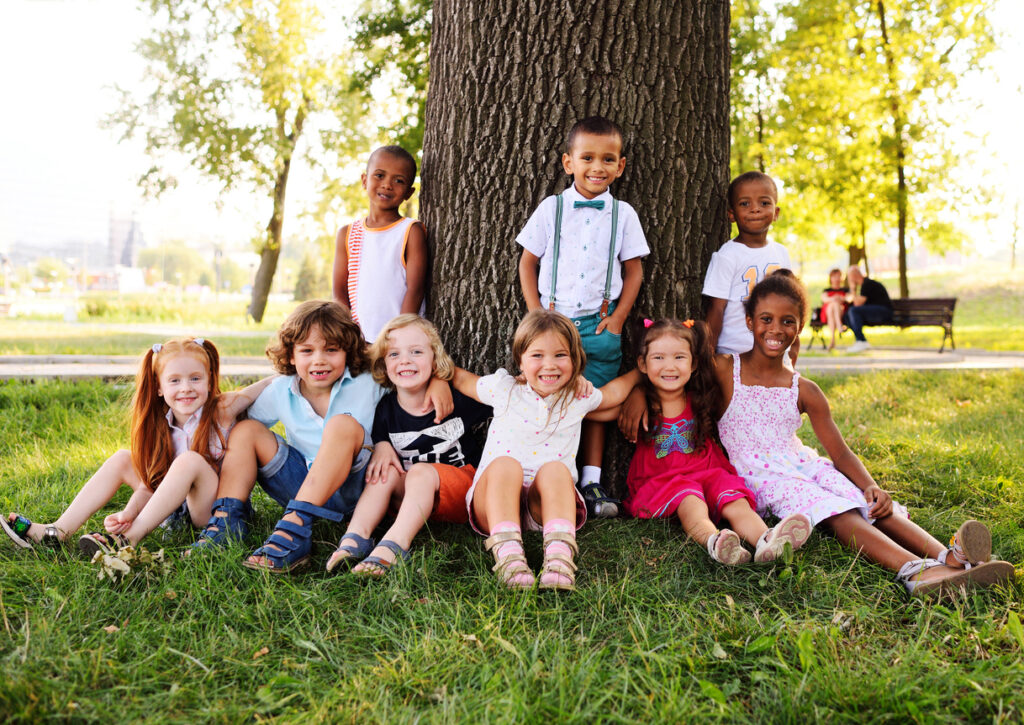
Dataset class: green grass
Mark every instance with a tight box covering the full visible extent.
[1,371,1024,721]
[800,262,1024,353]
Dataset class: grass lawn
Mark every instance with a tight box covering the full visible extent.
[1,370,1023,722]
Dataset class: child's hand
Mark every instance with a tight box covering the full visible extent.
[574,377,594,399]
[617,387,649,442]
[864,485,892,519]
[104,511,133,534]
[595,315,625,336]
[366,443,402,485]
[424,378,454,423]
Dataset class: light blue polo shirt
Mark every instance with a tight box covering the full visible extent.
[247,369,384,472]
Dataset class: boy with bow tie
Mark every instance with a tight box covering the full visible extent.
[517,116,650,518]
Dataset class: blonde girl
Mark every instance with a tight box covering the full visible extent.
[326,315,490,576]
[2,338,271,556]
[452,310,639,591]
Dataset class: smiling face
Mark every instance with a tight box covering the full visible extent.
[519,330,574,398]
[383,324,435,394]
[638,333,693,396]
[747,293,802,358]
[829,269,843,288]
[290,324,347,395]
[561,131,626,199]
[157,353,212,426]
[728,178,780,237]
[362,150,415,214]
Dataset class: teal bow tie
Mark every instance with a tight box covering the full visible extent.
[573,199,605,210]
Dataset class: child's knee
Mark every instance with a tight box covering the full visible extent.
[405,463,440,491]
[323,414,363,444]
[536,461,573,483]
[228,419,269,445]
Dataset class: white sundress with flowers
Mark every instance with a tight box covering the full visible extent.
[717,354,907,526]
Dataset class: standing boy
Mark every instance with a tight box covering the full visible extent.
[703,171,796,362]
[517,116,649,518]
[333,145,428,342]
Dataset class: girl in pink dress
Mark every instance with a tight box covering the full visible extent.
[619,318,811,565]
[715,272,1013,595]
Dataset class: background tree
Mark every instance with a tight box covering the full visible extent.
[107,0,364,321]
[732,0,996,292]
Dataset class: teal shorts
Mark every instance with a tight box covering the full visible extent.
[574,303,622,388]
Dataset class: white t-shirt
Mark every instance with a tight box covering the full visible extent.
[516,185,649,317]
[702,239,792,354]
[471,369,603,485]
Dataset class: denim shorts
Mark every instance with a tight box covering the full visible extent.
[574,302,622,388]
[257,433,366,518]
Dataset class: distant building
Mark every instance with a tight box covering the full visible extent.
[108,213,143,268]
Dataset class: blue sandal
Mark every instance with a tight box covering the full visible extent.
[190,497,252,552]
[243,499,344,574]
[326,532,376,573]
[353,539,411,578]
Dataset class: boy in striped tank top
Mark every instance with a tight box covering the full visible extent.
[333,146,428,342]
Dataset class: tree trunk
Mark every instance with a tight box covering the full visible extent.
[421,0,731,497]
[248,105,307,322]
[876,0,909,298]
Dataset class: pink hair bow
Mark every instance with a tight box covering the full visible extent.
[643,318,654,328]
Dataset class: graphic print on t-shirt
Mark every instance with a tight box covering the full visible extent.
[389,418,468,469]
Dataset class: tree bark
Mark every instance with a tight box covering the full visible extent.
[421,0,731,496]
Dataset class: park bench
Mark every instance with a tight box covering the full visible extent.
[808,297,958,353]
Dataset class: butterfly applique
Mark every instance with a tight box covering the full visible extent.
[654,418,695,458]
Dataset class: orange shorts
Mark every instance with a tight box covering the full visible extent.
[429,464,476,523]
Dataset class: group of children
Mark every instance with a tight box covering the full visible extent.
[3,118,1014,597]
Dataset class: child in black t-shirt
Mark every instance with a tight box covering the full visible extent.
[326,315,490,576]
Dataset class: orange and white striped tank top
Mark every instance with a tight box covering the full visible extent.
[345,216,424,341]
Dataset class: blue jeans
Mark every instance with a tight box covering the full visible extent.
[842,305,893,342]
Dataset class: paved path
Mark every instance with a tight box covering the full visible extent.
[1,347,1023,381]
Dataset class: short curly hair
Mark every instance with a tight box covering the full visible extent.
[744,270,809,328]
[266,300,369,377]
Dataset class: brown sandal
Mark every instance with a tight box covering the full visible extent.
[537,530,578,592]
[484,530,535,590]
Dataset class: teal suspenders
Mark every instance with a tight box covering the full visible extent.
[548,193,620,319]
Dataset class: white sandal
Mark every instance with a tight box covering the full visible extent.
[938,519,991,569]
[706,529,751,566]
[897,556,1014,597]
[754,513,812,563]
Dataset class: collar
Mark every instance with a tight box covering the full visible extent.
[563,184,613,207]
[165,407,202,432]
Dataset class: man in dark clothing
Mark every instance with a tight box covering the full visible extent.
[842,266,893,352]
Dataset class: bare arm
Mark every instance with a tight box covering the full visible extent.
[332,224,352,310]
[518,249,543,311]
[216,375,278,425]
[587,369,642,421]
[596,257,643,335]
[451,366,483,402]
[706,297,727,352]
[799,378,892,518]
[400,221,428,314]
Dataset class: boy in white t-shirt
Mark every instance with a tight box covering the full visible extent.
[703,171,798,363]
[517,116,650,518]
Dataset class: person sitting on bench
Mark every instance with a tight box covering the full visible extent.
[842,266,892,353]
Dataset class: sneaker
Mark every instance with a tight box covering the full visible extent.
[847,340,871,353]
[580,482,619,519]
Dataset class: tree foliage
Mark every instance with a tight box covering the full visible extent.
[106,0,364,321]
[731,0,996,293]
